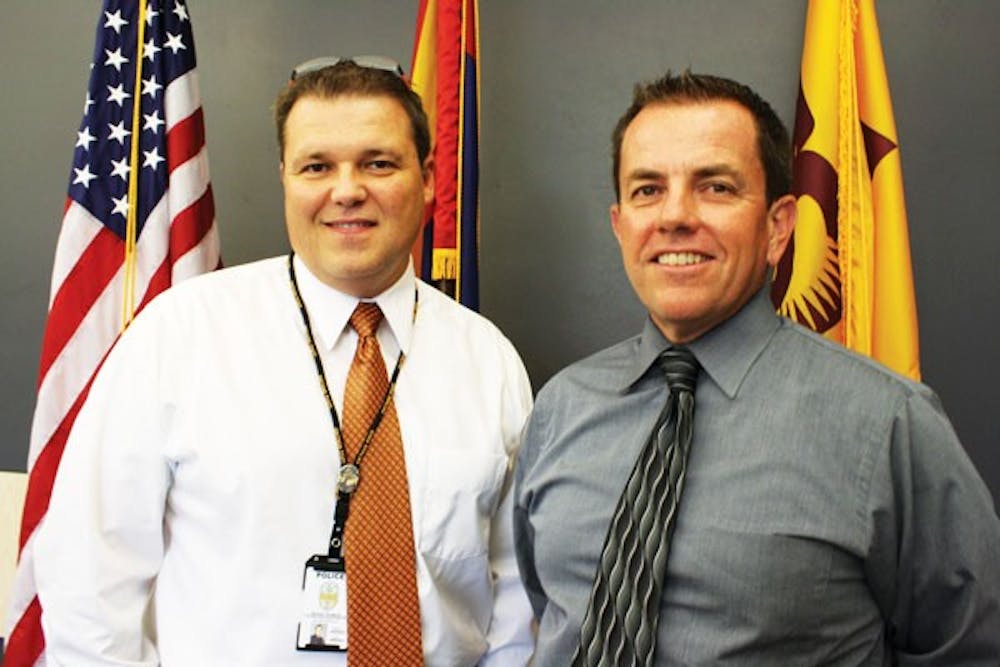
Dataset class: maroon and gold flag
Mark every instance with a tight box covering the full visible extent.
[771,0,920,380]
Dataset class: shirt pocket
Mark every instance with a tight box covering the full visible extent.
[667,523,881,660]
[418,450,508,561]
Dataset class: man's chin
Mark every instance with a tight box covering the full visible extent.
[645,302,718,343]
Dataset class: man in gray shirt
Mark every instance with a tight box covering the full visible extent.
[513,71,1000,665]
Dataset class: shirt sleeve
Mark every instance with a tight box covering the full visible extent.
[864,387,1000,664]
[512,396,548,622]
[480,340,536,667]
[35,307,172,666]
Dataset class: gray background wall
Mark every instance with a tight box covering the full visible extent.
[1,1,997,506]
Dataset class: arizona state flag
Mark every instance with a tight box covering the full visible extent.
[771,0,920,380]
[410,0,480,310]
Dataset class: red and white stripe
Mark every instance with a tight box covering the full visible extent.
[4,68,220,667]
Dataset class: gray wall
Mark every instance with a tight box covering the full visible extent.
[2,2,997,506]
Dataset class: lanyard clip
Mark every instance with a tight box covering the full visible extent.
[328,493,351,559]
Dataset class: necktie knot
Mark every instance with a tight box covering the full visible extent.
[350,302,383,338]
[659,347,699,394]
[350,303,384,364]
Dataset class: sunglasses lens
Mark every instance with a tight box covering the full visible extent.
[351,55,405,77]
[290,55,404,81]
[290,57,342,80]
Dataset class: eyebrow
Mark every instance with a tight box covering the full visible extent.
[623,168,665,183]
[292,146,405,163]
[358,147,404,160]
[693,163,745,184]
[623,163,746,182]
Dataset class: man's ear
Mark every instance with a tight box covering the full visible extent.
[610,202,622,244]
[766,194,797,266]
[422,156,435,206]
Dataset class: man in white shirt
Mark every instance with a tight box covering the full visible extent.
[35,57,534,666]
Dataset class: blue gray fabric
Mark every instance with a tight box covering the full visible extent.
[514,286,1000,665]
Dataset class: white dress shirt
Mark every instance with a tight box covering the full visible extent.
[35,256,534,666]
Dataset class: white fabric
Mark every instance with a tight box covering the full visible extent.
[0,471,29,632]
[35,256,535,667]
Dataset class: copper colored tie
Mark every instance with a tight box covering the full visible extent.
[342,302,423,665]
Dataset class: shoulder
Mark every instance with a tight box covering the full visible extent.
[121,256,289,345]
[408,284,534,444]
[771,318,937,406]
[139,257,286,316]
[539,336,639,399]
[409,282,532,412]
[517,336,638,478]
[766,318,963,451]
[156,256,286,302]
[530,335,640,430]
[415,280,522,358]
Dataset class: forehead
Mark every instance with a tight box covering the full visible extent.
[284,94,414,152]
[621,100,761,171]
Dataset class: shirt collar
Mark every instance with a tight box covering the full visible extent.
[291,254,417,354]
[618,285,780,398]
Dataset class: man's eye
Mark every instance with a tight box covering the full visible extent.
[631,184,661,199]
[705,182,735,194]
[367,159,396,171]
[302,163,327,174]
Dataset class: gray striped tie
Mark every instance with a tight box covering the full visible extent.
[573,347,700,667]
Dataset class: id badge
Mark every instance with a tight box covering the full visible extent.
[296,555,348,651]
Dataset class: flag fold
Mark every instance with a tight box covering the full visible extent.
[410,0,480,310]
[771,0,920,380]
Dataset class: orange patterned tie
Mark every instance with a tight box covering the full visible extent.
[342,302,423,665]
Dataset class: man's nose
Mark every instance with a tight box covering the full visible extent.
[656,188,698,232]
[329,168,366,206]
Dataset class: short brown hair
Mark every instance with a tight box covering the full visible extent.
[274,60,431,164]
[611,70,791,204]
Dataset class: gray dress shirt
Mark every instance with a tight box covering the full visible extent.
[514,287,1000,665]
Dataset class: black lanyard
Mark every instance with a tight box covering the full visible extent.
[287,253,417,558]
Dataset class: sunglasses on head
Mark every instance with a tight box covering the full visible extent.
[290,55,406,81]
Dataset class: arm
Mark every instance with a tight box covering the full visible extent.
[35,312,172,666]
[512,413,548,622]
[479,343,535,667]
[865,388,1000,664]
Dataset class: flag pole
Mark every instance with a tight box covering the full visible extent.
[122,0,148,329]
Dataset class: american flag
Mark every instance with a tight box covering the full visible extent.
[4,1,219,663]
